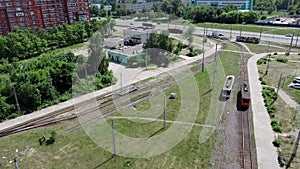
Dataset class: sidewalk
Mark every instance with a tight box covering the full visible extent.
[247,53,280,169]
[0,46,217,132]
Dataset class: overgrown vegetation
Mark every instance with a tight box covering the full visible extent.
[259,77,268,85]
[0,27,116,122]
[272,138,281,147]
[262,87,277,118]
[276,57,288,63]
[0,19,114,62]
[257,58,268,65]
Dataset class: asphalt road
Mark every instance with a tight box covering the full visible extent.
[115,18,297,45]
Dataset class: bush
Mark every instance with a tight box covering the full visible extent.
[285,52,290,56]
[298,53,300,55]
[276,57,288,63]
[271,119,279,127]
[257,58,267,65]
[259,77,268,85]
[272,139,281,147]
[46,131,57,145]
[272,125,282,133]
[274,52,277,55]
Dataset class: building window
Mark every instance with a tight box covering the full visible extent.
[9,18,15,22]
[6,2,11,6]
[19,17,25,21]
[16,12,24,16]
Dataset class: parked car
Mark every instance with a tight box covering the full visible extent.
[288,83,300,89]
[285,34,293,37]
[293,77,300,83]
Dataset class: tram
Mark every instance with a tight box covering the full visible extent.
[222,75,235,99]
[241,82,251,107]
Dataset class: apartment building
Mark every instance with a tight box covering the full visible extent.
[0,0,90,35]
[189,0,253,10]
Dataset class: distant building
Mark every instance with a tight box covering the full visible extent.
[119,1,162,12]
[0,0,90,35]
[189,0,253,10]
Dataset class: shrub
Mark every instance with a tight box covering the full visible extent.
[298,53,300,55]
[285,52,290,56]
[272,125,282,132]
[274,52,278,55]
[272,139,281,147]
[257,58,267,65]
[259,77,268,85]
[271,119,279,127]
[276,57,288,63]
[46,131,57,145]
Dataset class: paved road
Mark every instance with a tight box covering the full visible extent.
[116,18,297,45]
[247,53,280,169]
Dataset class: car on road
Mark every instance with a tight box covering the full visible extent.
[293,77,300,83]
[288,83,300,89]
[285,34,293,37]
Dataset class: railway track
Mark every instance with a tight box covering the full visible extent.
[237,43,255,169]
[0,55,217,138]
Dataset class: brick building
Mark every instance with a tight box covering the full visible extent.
[0,0,90,35]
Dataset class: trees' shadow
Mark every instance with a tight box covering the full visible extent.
[147,127,165,139]
[93,155,114,169]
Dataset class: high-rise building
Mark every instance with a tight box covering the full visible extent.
[0,0,90,35]
[188,0,253,10]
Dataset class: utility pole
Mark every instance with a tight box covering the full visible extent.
[212,41,221,90]
[286,129,300,168]
[295,33,299,47]
[14,157,19,169]
[288,34,294,54]
[120,73,123,89]
[13,86,21,113]
[163,95,166,129]
[230,25,232,39]
[265,41,271,75]
[111,120,116,158]
[49,78,55,100]
[202,26,205,72]
[239,25,242,36]
[259,26,262,40]
[276,73,282,98]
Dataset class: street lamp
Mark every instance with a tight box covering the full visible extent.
[202,26,206,72]
[265,41,271,75]
[211,40,223,90]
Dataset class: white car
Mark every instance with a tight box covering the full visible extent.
[288,83,300,89]
[285,34,293,37]
[293,77,300,83]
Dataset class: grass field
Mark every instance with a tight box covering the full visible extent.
[245,43,287,54]
[0,41,243,169]
[196,22,298,36]
[258,59,300,168]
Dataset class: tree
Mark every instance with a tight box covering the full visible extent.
[184,25,195,49]
[87,31,109,74]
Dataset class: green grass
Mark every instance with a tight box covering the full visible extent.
[245,43,286,54]
[258,60,300,167]
[0,70,216,169]
[0,44,243,168]
[196,22,298,36]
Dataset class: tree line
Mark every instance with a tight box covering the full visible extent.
[0,21,115,122]
[254,0,300,14]
[0,19,115,62]
[160,0,260,24]
[0,48,114,122]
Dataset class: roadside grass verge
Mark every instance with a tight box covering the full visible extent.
[245,43,286,54]
[258,59,300,167]
[196,22,298,36]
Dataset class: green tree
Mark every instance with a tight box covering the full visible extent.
[87,31,109,74]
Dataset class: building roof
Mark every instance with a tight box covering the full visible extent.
[104,37,123,48]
